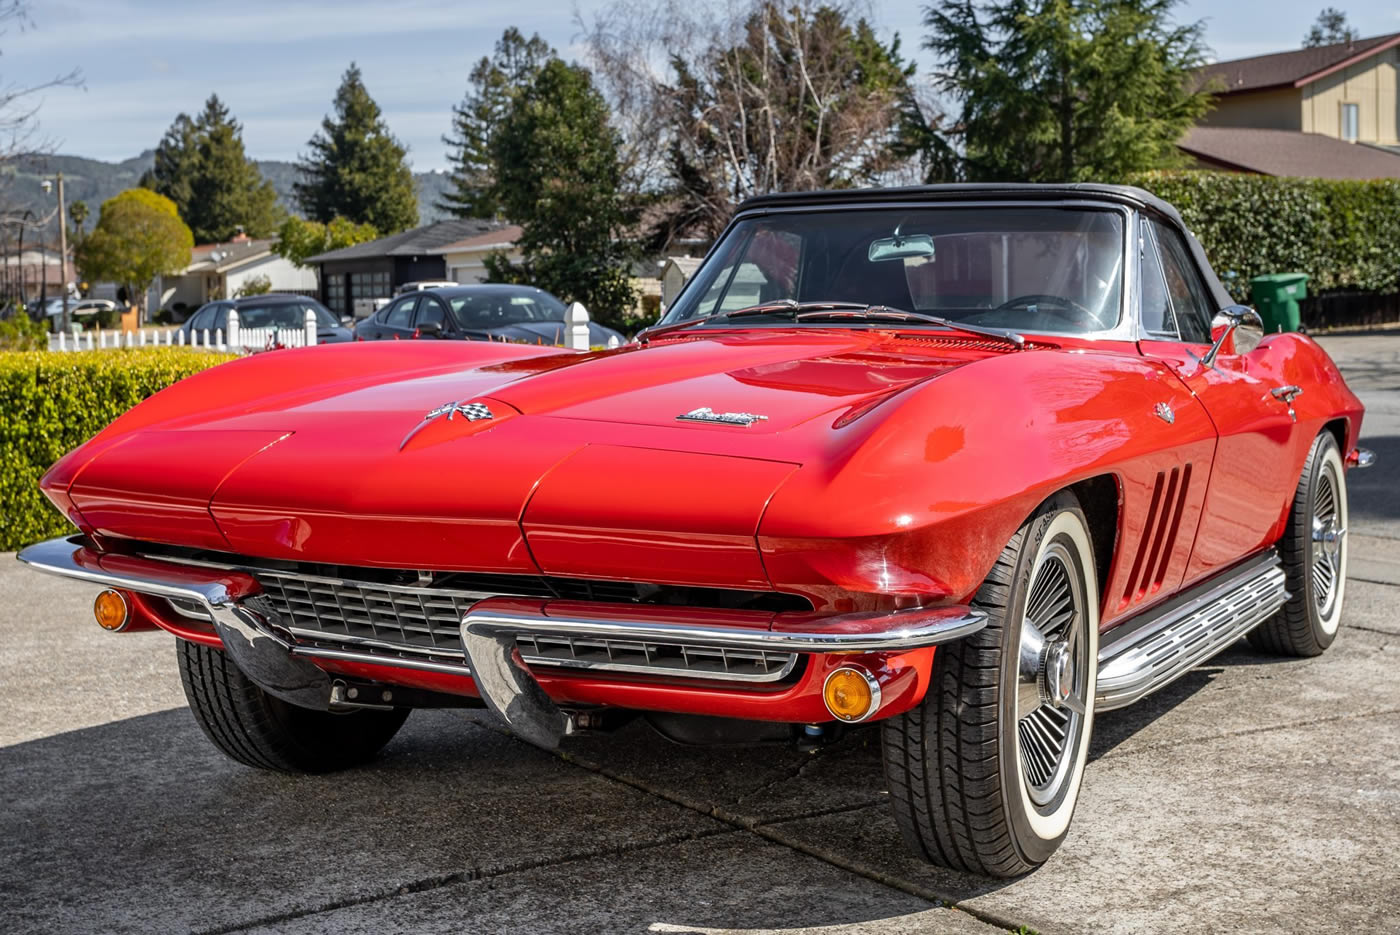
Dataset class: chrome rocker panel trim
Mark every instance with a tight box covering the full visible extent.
[1095,550,1288,711]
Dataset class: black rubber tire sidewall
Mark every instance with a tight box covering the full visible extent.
[178,640,409,773]
[1248,431,1347,656]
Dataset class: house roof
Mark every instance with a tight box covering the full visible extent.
[1198,32,1400,95]
[427,224,523,255]
[308,219,510,263]
[1178,127,1400,179]
[662,256,703,279]
[185,238,275,274]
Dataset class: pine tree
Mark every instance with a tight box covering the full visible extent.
[140,113,198,211]
[295,63,419,233]
[1303,8,1358,48]
[141,96,283,243]
[485,59,637,330]
[439,28,554,219]
[925,0,1214,182]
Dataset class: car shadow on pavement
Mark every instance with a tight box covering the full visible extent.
[0,707,960,935]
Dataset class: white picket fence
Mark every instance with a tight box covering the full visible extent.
[48,308,319,355]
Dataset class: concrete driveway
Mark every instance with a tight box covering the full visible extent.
[2,333,1397,935]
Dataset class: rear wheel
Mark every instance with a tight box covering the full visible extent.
[1248,431,1348,656]
[882,492,1098,876]
[177,640,409,773]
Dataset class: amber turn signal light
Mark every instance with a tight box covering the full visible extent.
[93,589,130,632]
[822,665,882,722]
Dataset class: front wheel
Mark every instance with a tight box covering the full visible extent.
[177,640,410,773]
[1248,431,1349,656]
[882,491,1098,876]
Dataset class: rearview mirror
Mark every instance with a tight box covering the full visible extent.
[868,234,935,263]
[1204,305,1264,366]
[417,320,443,337]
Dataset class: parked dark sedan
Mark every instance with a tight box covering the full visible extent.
[179,295,352,346]
[352,284,625,346]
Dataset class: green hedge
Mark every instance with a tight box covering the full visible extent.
[1126,171,1400,302]
[1,349,236,551]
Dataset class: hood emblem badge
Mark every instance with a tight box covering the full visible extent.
[1154,402,1175,425]
[425,400,494,423]
[677,406,769,427]
[401,400,495,450]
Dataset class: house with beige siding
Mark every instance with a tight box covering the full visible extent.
[1182,33,1400,178]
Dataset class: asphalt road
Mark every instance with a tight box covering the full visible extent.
[3,332,1398,935]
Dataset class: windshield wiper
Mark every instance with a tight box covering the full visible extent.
[637,300,1024,347]
[794,306,1025,347]
[635,300,865,343]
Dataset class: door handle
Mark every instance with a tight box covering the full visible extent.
[1271,385,1303,421]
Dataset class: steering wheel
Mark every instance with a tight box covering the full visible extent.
[986,294,1110,331]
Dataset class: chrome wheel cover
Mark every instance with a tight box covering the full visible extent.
[1310,460,1345,619]
[1016,539,1089,809]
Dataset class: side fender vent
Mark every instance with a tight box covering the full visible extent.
[1120,464,1192,609]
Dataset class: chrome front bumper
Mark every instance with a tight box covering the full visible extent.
[18,536,987,746]
[18,535,334,710]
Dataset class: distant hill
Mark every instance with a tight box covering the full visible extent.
[0,152,455,242]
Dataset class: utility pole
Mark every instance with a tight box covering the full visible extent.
[57,173,69,333]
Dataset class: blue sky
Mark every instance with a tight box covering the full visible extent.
[8,0,1400,172]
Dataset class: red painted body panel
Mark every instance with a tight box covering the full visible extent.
[39,317,1364,722]
[1141,332,1364,586]
[522,446,798,587]
[311,647,934,724]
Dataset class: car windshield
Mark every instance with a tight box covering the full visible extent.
[237,301,337,329]
[663,207,1125,334]
[449,291,566,328]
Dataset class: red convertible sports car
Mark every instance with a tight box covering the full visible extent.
[20,184,1372,877]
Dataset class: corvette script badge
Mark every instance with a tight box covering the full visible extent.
[676,407,769,427]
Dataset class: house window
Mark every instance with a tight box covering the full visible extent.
[349,272,390,300]
[326,274,345,314]
[1341,102,1359,142]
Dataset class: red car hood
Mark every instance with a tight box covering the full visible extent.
[49,330,999,582]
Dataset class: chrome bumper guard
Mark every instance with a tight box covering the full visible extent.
[460,602,987,748]
[18,536,987,747]
[18,536,333,710]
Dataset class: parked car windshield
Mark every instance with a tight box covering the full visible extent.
[237,301,337,330]
[448,290,567,328]
[663,207,1126,334]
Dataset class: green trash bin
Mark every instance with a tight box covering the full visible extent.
[1249,273,1308,333]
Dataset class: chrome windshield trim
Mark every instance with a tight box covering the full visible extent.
[660,200,1137,343]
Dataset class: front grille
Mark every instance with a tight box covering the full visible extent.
[253,569,800,684]
[258,571,471,653]
[516,634,797,681]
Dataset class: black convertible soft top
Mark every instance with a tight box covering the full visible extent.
[735,183,1234,312]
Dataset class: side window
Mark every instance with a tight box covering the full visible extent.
[188,305,216,332]
[1150,220,1214,344]
[414,297,447,330]
[1139,224,1176,337]
[384,296,417,328]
